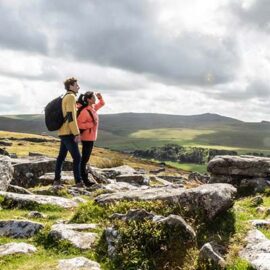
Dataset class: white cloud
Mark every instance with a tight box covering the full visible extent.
[0,0,270,122]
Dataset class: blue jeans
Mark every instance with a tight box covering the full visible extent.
[55,135,82,183]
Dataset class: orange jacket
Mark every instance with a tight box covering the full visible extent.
[77,98,105,141]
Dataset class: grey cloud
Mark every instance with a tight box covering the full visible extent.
[0,2,48,54]
[0,94,22,113]
[35,0,239,87]
[209,80,270,101]
[231,0,270,30]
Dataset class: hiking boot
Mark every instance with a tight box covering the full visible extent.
[83,179,96,187]
[53,179,63,187]
[75,182,86,189]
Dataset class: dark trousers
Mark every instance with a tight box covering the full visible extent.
[81,141,94,181]
[55,135,82,183]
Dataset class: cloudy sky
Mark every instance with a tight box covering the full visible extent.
[0,0,269,122]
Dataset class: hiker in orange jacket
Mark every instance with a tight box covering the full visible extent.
[77,91,105,186]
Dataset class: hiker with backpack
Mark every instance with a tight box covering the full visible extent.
[77,91,105,186]
[52,77,85,188]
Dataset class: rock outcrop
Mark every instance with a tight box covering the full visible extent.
[0,191,78,209]
[208,155,270,192]
[11,156,73,187]
[96,183,237,220]
[0,155,13,191]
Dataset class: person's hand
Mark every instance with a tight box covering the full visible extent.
[96,92,102,100]
[74,135,81,143]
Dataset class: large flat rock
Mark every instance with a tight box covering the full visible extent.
[0,242,37,256]
[96,183,237,220]
[0,191,78,209]
[208,155,270,177]
[0,220,44,238]
[50,223,97,250]
[0,155,13,191]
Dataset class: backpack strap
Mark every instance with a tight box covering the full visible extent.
[86,109,96,124]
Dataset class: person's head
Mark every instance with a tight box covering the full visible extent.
[84,91,96,105]
[64,77,80,93]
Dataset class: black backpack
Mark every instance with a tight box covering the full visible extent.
[45,94,68,131]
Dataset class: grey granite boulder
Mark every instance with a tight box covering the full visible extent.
[11,156,73,188]
[0,220,44,238]
[0,155,13,191]
[0,191,78,209]
[115,174,149,185]
[57,257,101,270]
[208,155,270,191]
[96,183,236,220]
[50,223,97,250]
[208,155,270,177]
[240,229,270,270]
[0,242,37,256]
[199,242,226,268]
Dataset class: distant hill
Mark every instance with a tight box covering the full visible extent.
[1,112,270,151]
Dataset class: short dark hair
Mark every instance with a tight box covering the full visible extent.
[64,77,77,90]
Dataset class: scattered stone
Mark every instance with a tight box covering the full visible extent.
[88,166,110,184]
[199,242,226,268]
[9,153,18,159]
[29,152,44,157]
[0,148,9,156]
[72,197,88,204]
[0,191,78,209]
[28,211,47,219]
[96,183,237,220]
[50,223,97,250]
[149,167,166,174]
[256,207,266,214]
[0,141,12,147]
[110,209,155,221]
[0,220,44,238]
[97,165,136,179]
[251,220,270,229]
[105,227,120,257]
[115,174,149,185]
[7,185,33,195]
[0,155,14,191]
[67,187,92,197]
[188,172,210,183]
[155,214,196,240]
[57,257,101,270]
[240,229,270,270]
[251,196,264,207]
[149,176,173,186]
[0,242,37,256]
[39,171,74,185]
[156,175,185,185]
[11,156,73,188]
[97,182,151,193]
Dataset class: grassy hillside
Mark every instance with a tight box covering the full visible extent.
[1,113,270,153]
